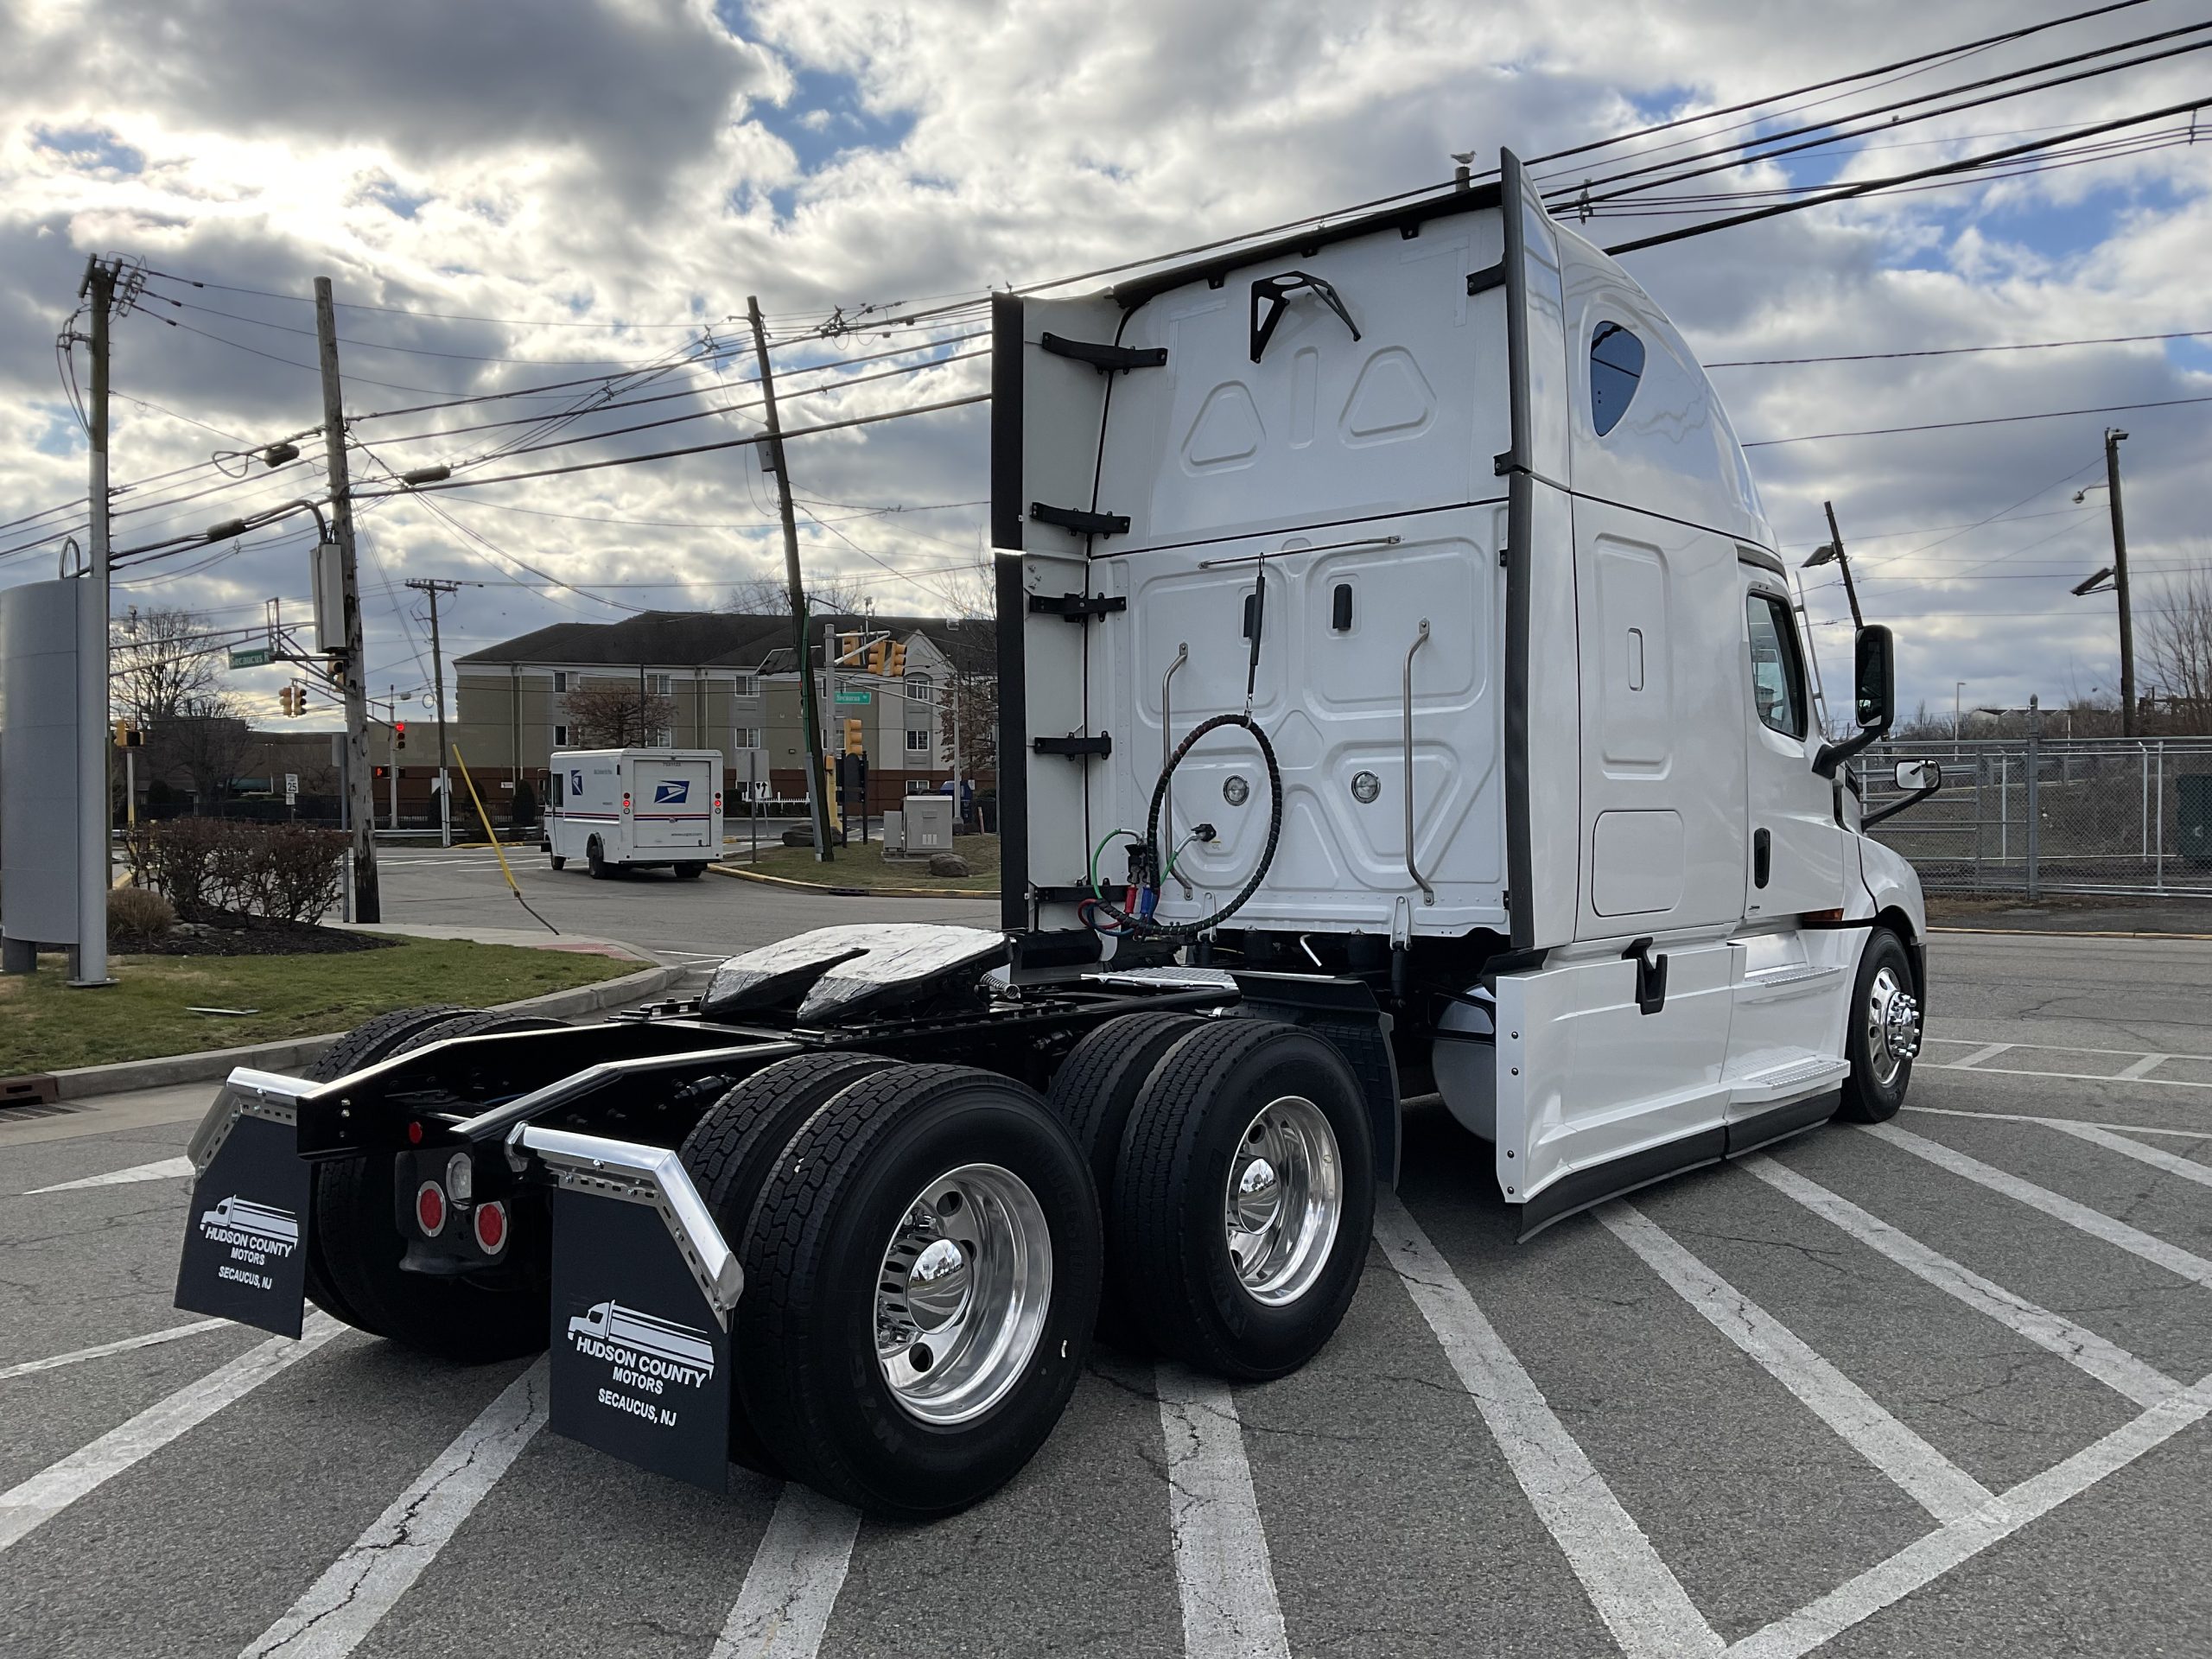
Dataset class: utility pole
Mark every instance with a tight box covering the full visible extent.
[747,295,833,861]
[2102,428,2138,738]
[407,579,461,847]
[388,686,399,830]
[315,276,381,920]
[1821,501,1864,630]
[70,257,118,987]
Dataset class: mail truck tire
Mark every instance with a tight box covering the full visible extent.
[737,1065,1101,1519]
[677,1051,901,1475]
[587,838,608,879]
[299,1005,470,1330]
[1837,929,1920,1124]
[677,862,707,880]
[314,1013,567,1362]
[550,855,566,870]
[1044,1010,1206,1351]
[1114,1021,1374,1382]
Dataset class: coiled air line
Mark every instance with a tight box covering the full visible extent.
[1086,565,1282,941]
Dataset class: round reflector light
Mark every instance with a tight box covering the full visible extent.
[444,1150,474,1204]
[415,1180,447,1237]
[474,1200,508,1254]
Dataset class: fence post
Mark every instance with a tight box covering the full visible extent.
[2154,741,2164,893]
[1999,752,2009,867]
[1973,751,1986,891]
[2025,720,2042,904]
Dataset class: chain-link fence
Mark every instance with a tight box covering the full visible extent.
[1855,737,2212,897]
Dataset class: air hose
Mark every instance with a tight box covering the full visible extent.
[1087,566,1285,940]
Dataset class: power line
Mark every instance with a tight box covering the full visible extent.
[1707,327,2212,367]
[1745,391,2212,448]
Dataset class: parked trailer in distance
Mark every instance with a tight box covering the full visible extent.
[544,747,721,879]
[175,150,1941,1521]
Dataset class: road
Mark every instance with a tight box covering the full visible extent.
[3,893,2209,1657]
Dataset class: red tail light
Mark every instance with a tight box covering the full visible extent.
[621,792,632,811]
[713,791,722,811]
[474,1200,508,1254]
[415,1180,447,1237]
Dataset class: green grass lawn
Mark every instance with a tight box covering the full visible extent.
[0,938,638,1074]
[734,834,999,893]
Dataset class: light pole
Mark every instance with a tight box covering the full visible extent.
[1953,682,1966,756]
[1803,501,1864,630]
[2073,428,2136,737]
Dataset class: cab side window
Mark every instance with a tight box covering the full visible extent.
[1590,321,1645,436]
[1745,593,1808,740]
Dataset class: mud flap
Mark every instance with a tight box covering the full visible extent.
[174,1071,316,1338]
[524,1127,740,1494]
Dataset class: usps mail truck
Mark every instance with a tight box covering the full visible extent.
[546,748,721,879]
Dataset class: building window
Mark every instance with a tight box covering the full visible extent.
[731,727,760,749]
[553,724,571,747]
[906,728,931,754]
[648,673,672,696]
[554,671,569,693]
[1590,321,1645,437]
[906,673,935,706]
[731,673,757,698]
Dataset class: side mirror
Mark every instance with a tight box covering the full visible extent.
[1894,759,1940,791]
[1853,625,1894,731]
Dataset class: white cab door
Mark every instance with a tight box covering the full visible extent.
[1740,572,1846,920]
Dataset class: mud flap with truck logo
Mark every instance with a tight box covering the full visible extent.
[519,1126,741,1493]
[175,1069,316,1338]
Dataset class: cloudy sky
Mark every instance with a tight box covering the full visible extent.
[2,0,2206,730]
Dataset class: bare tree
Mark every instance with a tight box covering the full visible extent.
[2141,562,2212,734]
[722,575,875,616]
[112,607,225,728]
[565,679,677,747]
[936,597,998,786]
[163,706,252,810]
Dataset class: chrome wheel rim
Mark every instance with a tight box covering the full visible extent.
[874,1162,1052,1426]
[1866,963,1921,1088]
[1224,1095,1342,1306]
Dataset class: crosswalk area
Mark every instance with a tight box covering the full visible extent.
[3,1084,2209,1658]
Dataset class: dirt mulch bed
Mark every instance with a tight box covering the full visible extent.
[118,913,400,957]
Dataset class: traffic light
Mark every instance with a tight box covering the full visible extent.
[277,685,298,717]
[837,631,863,665]
[865,639,888,676]
[372,765,389,779]
[887,640,906,677]
[843,717,866,756]
[111,721,143,748]
[394,719,407,750]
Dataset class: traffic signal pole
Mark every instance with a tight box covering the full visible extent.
[315,277,382,919]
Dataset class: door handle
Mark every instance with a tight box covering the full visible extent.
[1753,827,1771,889]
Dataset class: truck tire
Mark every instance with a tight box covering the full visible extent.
[298,1005,471,1329]
[1837,928,1920,1124]
[587,838,608,879]
[550,855,566,871]
[314,1012,568,1361]
[1044,1010,1206,1350]
[1114,1021,1375,1382]
[737,1064,1101,1519]
[677,1051,901,1474]
[676,862,707,880]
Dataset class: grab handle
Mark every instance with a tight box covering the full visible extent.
[1403,620,1433,904]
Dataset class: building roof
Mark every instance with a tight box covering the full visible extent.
[455,610,976,671]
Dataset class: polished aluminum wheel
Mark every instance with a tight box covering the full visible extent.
[1866,963,1922,1087]
[874,1163,1052,1426]
[1224,1095,1343,1306]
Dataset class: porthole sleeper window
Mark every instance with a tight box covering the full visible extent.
[1590,321,1645,437]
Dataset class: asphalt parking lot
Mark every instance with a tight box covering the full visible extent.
[3,896,2209,1657]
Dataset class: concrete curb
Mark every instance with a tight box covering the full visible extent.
[1929,925,2212,942]
[41,958,684,1101]
[708,861,995,901]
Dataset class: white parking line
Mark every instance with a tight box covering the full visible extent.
[1905,1106,2209,1141]
[27,1156,194,1193]
[0,1319,232,1382]
[1741,1156,2178,1408]
[1863,1124,2212,1291]
[1598,1203,1993,1525]
[1948,1043,2015,1070]
[0,1313,342,1553]
[1376,1192,1724,1659]
[1727,1370,2212,1659]
[242,1359,547,1658]
[708,1483,861,1659]
[2115,1054,2172,1081]
[2042,1121,2212,1191]
[1157,1363,1290,1659]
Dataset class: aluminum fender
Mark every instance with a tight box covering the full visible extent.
[516,1126,742,1319]
[1855,833,1928,939]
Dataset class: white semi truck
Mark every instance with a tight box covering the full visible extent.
[544,747,721,879]
[175,152,1940,1521]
